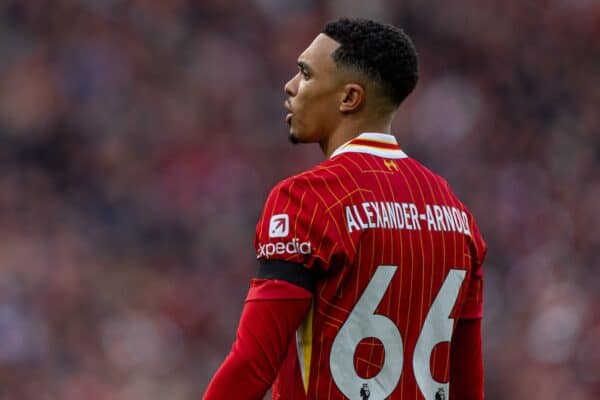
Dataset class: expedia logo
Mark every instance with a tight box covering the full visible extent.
[269,214,289,238]
[257,238,312,259]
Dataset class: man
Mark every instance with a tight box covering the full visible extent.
[203,18,486,400]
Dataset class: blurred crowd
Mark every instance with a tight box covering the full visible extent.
[0,0,598,399]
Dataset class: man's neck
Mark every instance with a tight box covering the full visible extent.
[320,118,393,158]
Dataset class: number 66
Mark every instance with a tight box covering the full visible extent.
[330,266,466,400]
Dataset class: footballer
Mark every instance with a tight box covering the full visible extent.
[203,18,486,400]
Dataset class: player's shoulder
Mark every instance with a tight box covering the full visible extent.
[270,158,355,198]
[405,156,451,186]
[411,159,486,242]
[267,169,313,199]
[261,167,320,213]
[407,157,468,202]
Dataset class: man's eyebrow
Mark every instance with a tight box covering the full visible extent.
[297,61,312,73]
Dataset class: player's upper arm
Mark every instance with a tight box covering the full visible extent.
[254,176,344,272]
[450,318,484,399]
[458,260,484,319]
[459,213,487,320]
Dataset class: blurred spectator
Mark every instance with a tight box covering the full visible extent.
[0,1,598,399]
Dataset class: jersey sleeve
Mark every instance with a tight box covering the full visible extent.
[202,280,312,400]
[459,218,487,320]
[254,177,343,272]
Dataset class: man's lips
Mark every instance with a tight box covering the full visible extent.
[284,100,293,125]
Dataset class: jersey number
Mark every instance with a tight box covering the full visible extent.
[330,266,466,400]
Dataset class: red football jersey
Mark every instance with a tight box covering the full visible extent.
[254,133,486,400]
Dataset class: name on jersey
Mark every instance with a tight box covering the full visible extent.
[345,202,471,236]
[257,237,312,259]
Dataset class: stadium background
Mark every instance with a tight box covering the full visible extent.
[0,1,598,399]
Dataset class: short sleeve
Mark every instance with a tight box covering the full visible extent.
[254,177,342,272]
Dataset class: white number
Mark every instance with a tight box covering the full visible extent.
[414,269,466,399]
[330,266,402,400]
[330,266,466,399]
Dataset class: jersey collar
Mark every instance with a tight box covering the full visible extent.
[330,132,408,159]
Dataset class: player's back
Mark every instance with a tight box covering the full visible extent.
[268,133,486,399]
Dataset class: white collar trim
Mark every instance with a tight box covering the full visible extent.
[330,132,408,159]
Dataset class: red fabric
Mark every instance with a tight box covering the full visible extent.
[253,136,487,398]
[246,278,313,301]
[450,318,484,399]
[459,221,487,320]
[202,280,312,400]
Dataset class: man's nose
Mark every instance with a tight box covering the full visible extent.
[284,74,298,97]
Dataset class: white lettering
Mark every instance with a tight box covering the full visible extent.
[353,205,368,229]
[425,205,437,231]
[371,202,383,227]
[442,206,456,232]
[461,211,471,236]
[433,206,446,231]
[394,203,404,228]
[380,202,390,228]
[402,203,412,230]
[386,203,397,229]
[257,238,312,258]
[339,202,472,236]
[346,206,360,233]
[410,204,421,230]
[452,208,463,233]
[286,241,296,253]
[362,202,376,228]
[299,241,311,253]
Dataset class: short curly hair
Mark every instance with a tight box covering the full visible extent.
[322,18,419,107]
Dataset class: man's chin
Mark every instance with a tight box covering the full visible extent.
[288,132,300,144]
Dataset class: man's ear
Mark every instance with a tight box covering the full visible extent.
[339,83,365,113]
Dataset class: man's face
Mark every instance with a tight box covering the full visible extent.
[284,34,344,144]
